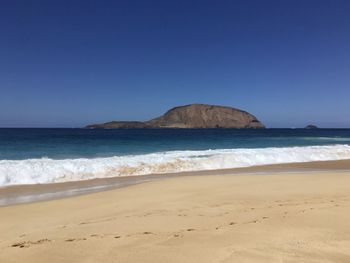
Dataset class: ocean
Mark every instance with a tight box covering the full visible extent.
[1,128,350,187]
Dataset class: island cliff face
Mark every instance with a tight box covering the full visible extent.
[86,104,265,129]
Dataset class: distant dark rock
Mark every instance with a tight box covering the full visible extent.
[86,104,265,129]
[305,124,319,129]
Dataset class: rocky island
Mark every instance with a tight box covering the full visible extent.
[86,104,265,129]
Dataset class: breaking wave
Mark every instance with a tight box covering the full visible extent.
[1,144,350,186]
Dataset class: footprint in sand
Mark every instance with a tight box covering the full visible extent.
[246,219,259,224]
[65,238,87,242]
[90,234,104,238]
[12,238,51,248]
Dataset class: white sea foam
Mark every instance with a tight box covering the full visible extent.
[1,144,350,186]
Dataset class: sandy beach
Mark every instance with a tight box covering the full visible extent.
[2,0,350,261]
[1,161,350,262]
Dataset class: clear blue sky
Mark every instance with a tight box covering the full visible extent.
[1,0,349,128]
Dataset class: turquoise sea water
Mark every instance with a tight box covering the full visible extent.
[1,128,350,160]
[1,128,350,186]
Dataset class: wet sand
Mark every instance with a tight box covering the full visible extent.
[2,159,350,206]
[1,160,350,262]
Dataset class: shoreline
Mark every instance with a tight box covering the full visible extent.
[2,159,350,206]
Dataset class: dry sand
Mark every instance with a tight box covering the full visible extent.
[1,162,350,262]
